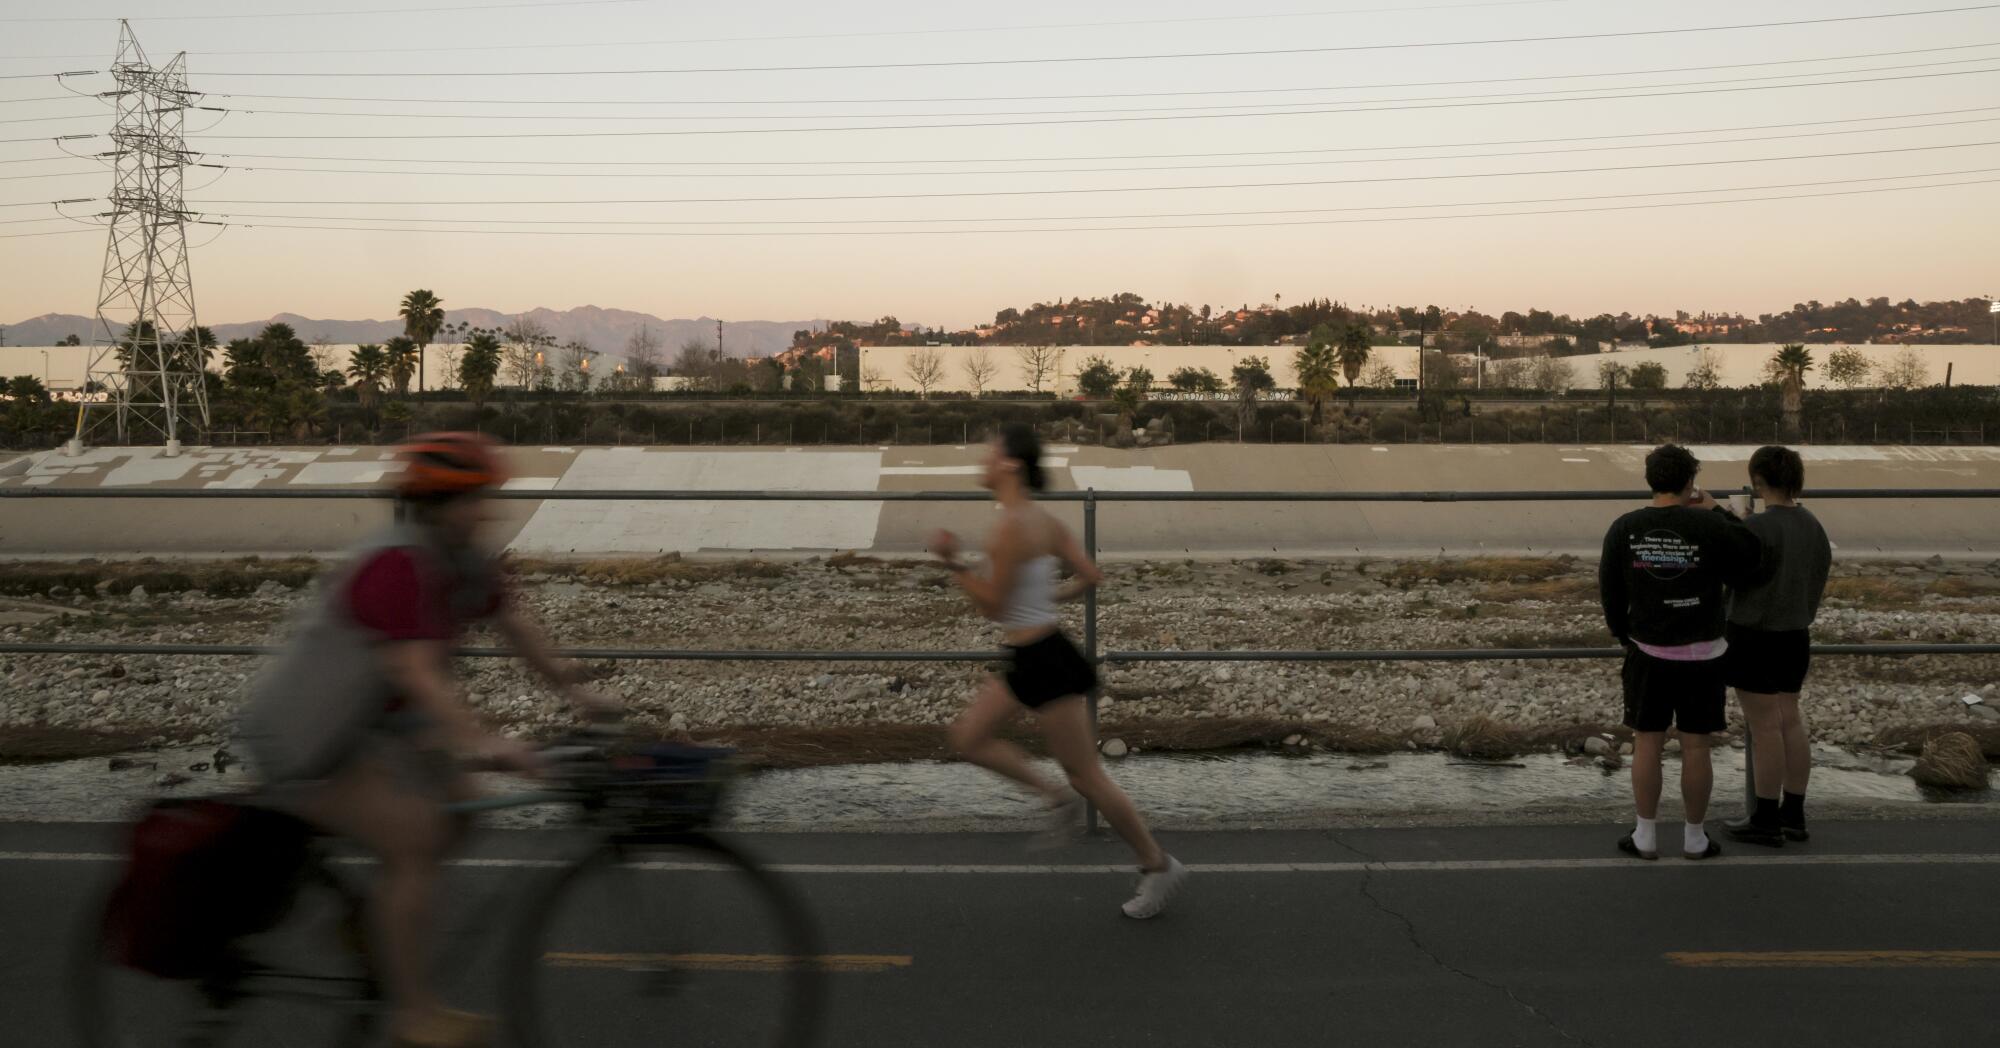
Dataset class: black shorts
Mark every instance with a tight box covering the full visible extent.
[1723,624,1811,694]
[1003,631,1098,709]
[1621,648,1727,734]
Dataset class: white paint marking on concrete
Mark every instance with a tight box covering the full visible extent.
[1047,445,1082,454]
[23,476,56,486]
[1562,458,1591,463]
[1372,447,1388,452]
[103,451,196,487]
[291,462,391,486]
[1070,465,1194,492]
[541,447,577,454]
[881,466,981,476]
[502,477,561,490]
[5,852,1997,874]
[325,447,355,456]
[206,467,286,489]
[510,449,885,553]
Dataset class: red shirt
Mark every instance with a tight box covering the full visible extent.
[345,547,505,643]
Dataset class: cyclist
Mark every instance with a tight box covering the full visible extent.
[931,423,1187,918]
[240,432,616,1048]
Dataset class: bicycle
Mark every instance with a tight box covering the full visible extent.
[72,737,826,1047]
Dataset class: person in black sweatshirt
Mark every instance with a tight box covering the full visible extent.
[1599,444,1763,861]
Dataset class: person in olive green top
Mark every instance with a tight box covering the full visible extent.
[1724,446,1833,847]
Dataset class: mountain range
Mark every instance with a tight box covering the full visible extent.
[1,305,824,359]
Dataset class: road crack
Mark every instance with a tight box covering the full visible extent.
[1325,831,1600,1048]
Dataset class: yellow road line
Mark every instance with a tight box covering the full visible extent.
[1667,950,2000,969]
[544,952,913,973]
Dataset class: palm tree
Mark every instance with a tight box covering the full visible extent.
[1338,323,1372,403]
[384,336,419,397]
[1293,328,1340,425]
[460,332,502,408]
[1774,343,1814,439]
[398,289,445,393]
[347,344,389,415]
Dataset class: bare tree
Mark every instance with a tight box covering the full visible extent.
[557,340,598,393]
[623,325,664,386]
[905,346,946,398]
[1878,346,1931,390]
[1014,344,1060,394]
[307,335,339,376]
[961,345,997,396]
[671,338,718,391]
[1529,355,1576,394]
[433,342,460,390]
[502,316,555,389]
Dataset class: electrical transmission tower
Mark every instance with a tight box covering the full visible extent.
[76,20,208,452]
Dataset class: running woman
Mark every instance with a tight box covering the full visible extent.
[1724,446,1832,847]
[931,423,1187,918]
[239,433,617,1048]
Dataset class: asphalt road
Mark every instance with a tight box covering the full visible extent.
[5,819,1997,1047]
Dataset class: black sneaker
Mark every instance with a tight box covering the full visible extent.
[1723,816,1785,848]
[1781,822,1810,843]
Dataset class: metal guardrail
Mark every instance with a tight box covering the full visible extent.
[9,484,1997,824]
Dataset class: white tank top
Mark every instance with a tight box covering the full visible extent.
[998,554,1061,630]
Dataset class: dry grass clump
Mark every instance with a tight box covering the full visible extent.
[0,557,323,599]
[512,555,791,587]
[1440,715,1530,761]
[1383,557,1572,589]
[1910,731,1992,791]
[1473,577,1600,604]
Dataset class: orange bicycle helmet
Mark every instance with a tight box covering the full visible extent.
[395,432,505,498]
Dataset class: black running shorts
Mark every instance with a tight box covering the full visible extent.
[1621,648,1727,734]
[1723,624,1811,695]
[1003,631,1098,709]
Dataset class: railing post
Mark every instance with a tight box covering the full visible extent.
[1083,487,1102,834]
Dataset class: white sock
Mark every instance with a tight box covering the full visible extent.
[1685,821,1710,854]
[1631,816,1658,853]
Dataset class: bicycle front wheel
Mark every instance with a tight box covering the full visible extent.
[506,831,825,1048]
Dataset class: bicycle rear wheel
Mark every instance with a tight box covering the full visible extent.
[72,861,378,1048]
[507,831,825,1048]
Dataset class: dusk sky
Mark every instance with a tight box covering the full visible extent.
[2,0,1997,329]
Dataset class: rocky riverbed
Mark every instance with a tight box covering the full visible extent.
[2,554,1997,766]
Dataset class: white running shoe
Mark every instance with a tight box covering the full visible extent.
[1029,792,1085,852]
[1120,856,1188,919]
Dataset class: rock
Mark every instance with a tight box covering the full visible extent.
[1347,761,1389,771]
[90,689,111,704]
[667,712,689,732]
[1972,705,2000,722]
[155,772,190,788]
[129,585,148,602]
[1664,738,1682,755]
[1282,733,1306,748]
[1100,738,1130,758]
[1583,736,1614,757]
[1593,755,1623,772]
[96,663,127,679]
[1412,715,1437,731]
[254,580,285,597]
[1619,742,1634,756]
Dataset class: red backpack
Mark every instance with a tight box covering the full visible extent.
[101,798,313,979]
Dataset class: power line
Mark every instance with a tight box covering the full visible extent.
[183,67,2000,139]
[190,40,2000,108]
[194,105,2000,169]
[0,0,651,24]
[0,227,95,238]
[193,177,2000,237]
[0,169,101,180]
[194,57,2000,125]
[0,196,98,208]
[2,1,1562,55]
[179,5,2000,78]
[186,138,2000,206]
[198,116,2000,181]
[187,167,2000,228]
